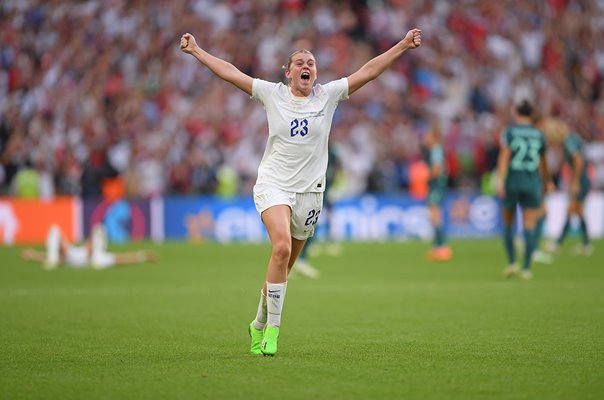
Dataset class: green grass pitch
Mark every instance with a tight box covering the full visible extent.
[1,239,603,400]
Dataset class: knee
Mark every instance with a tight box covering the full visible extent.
[271,239,291,263]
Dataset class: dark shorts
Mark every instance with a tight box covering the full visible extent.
[503,184,542,210]
[573,178,590,202]
[427,180,446,205]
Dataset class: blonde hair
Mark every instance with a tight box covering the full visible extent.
[540,117,569,145]
[283,49,315,71]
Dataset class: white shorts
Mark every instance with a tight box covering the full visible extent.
[64,246,116,269]
[65,246,90,269]
[253,184,323,240]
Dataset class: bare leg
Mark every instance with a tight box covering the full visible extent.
[287,238,307,273]
[21,248,49,263]
[113,250,159,266]
[258,205,293,337]
[261,205,293,286]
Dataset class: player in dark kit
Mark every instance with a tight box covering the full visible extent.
[547,121,593,255]
[423,123,451,261]
[497,100,551,280]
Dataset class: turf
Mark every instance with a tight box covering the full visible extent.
[1,239,603,400]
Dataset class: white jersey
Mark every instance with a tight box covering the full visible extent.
[252,78,349,193]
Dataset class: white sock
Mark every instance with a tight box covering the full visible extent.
[266,281,287,328]
[252,290,267,330]
[46,225,60,265]
[91,224,107,254]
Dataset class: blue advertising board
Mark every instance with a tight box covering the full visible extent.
[162,194,503,242]
[83,198,151,243]
[163,196,265,242]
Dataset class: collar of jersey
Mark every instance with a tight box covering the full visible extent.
[288,87,315,102]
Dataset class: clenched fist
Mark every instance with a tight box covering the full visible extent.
[404,29,422,49]
[180,33,197,54]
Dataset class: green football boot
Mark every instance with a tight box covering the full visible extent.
[248,322,264,355]
[261,326,280,356]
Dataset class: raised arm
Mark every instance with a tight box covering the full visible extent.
[347,29,421,96]
[180,33,253,96]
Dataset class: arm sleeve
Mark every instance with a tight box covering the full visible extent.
[323,77,349,102]
[251,79,278,105]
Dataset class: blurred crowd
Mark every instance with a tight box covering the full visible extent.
[1,0,604,200]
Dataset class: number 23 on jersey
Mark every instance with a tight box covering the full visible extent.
[290,119,309,137]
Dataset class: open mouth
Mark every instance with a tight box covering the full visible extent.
[301,72,310,81]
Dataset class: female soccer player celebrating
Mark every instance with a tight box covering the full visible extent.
[180,28,421,355]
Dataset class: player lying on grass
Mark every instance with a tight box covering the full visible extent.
[21,224,158,270]
[180,27,421,356]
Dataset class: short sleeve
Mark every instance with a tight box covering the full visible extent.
[431,146,444,165]
[322,77,349,102]
[252,79,278,105]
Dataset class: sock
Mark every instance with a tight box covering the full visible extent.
[523,228,536,270]
[46,225,60,265]
[579,215,589,246]
[557,218,571,245]
[266,281,287,328]
[434,225,445,247]
[503,226,516,265]
[579,216,590,246]
[535,216,545,249]
[252,290,267,330]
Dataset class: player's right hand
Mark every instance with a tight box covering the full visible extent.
[180,33,197,54]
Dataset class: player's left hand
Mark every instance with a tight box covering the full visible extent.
[404,29,422,49]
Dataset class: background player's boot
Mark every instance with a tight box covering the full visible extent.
[249,322,264,355]
[503,263,519,278]
[544,241,559,253]
[532,250,553,264]
[520,269,532,280]
[572,243,593,256]
[292,259,320,279]
[427,246,452,261]
[261,326,279,356]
